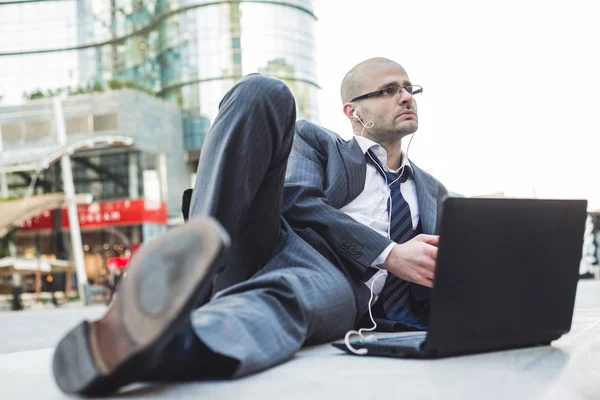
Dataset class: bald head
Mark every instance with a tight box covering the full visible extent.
[340,57,403,104]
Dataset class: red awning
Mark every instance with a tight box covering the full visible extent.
[19,199,167,232]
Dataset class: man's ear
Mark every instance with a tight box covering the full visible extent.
[343,103,359,121]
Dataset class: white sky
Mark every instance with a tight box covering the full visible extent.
[314,0,600,209]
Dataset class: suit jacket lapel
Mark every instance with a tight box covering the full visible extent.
[335,138,439,234]
[411,162,438,235]
[336,138,366,207]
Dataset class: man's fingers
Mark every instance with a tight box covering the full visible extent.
[419,250,437,270]
[415,234,439,246]
[418,276,434,288]
[421,268,435,281]
[423,243,438,261]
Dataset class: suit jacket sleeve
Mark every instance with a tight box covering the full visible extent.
[282,130,393,280]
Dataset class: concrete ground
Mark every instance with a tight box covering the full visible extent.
[1,281,599,400]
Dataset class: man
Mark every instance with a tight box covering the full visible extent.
[52,57,448,395]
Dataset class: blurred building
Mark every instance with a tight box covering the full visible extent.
[0,0,319,165]
[79,0,319,165]
[0,90,185,283]
[0,0,318,287]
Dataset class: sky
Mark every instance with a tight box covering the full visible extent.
[314,0,600,209]
[1,0,598,209]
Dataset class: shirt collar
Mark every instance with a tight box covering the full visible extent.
[354,135,413,175]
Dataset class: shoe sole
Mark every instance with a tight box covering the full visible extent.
[52,217,230,395]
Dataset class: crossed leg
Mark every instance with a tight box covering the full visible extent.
[52,75,358,395]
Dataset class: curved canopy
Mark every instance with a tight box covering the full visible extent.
[0,193,92,237]
[0,135,134,173]
[0,256,71,276]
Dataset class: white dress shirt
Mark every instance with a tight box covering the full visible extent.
[339,135,420,295]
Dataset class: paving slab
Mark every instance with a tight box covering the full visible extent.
[1,281,598,399]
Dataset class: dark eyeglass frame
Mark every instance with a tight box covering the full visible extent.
[350,85,423,102]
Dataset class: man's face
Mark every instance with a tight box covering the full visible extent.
[353,63,418,144]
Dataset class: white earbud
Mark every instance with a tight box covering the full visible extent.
[354,110,375,134]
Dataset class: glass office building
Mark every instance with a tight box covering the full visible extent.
[0,0,319,292]
[1,0,319,161]
[0,0,319,232]
[77,0,319,162]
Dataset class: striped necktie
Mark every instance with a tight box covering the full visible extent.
[365,150,428,329]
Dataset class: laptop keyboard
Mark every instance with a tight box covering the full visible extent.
[374,333,427,348]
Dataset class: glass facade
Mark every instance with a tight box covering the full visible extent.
[1,0,318,154]
[161,0,320,150]
[0,0,319,300]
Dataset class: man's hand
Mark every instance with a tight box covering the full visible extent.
[381,234,439,288]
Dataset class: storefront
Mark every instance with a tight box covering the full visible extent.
[15,198,167,285]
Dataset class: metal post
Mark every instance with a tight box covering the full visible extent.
[128,151,139,199]
[157,153,168,205]
[0,123,9,198]
[53,97,90,305]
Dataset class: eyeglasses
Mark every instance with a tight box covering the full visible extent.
[350,85,423,102]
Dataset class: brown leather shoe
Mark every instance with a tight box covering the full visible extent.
[52,217,230,395]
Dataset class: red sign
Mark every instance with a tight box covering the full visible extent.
[20,199,167,231]
[107,256,130,269]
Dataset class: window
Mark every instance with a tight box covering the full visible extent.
[0,123,23,142]
[93,113,119,131]
[24,120,52,140]
[66,116,91,135]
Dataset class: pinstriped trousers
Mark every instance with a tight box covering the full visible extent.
[167,75,358,378]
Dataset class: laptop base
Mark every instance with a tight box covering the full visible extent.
[332,333,428,358]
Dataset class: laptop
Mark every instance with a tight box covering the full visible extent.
[333,197,588,358]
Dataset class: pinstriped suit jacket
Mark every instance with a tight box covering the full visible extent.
[283,120,449,289]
